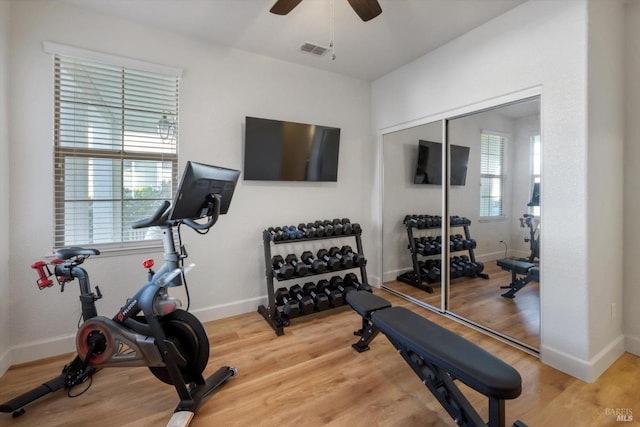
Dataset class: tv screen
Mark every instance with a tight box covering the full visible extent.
[244,116,340,181]
[414,140,470,186]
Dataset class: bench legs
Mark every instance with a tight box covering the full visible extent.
[347,291,526,427]
[351,316,381,353]
[500,268,537,298]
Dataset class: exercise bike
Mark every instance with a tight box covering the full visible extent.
[0,161,241,427]
[497,182,540,298]
[520,213,540,263]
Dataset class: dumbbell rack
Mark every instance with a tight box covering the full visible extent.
[397,217,488,293]
[258,226,369,336]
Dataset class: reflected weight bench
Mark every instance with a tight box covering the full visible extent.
[496,259,539,299]
[346,291,526,427]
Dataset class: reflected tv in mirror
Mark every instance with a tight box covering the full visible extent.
[244,116,340,182]
[414,140,470,186]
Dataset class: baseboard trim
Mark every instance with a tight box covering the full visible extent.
[625,334,640,356]
[191,295,267,324]
[10,333,76,366]
[6,296,268,367]
[0,348,11,377]
[541,334,626,382]
[383,268,410,283]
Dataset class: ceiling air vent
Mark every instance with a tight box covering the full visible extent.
[300,42,329,56]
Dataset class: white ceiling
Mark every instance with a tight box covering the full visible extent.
[57,0,527,81]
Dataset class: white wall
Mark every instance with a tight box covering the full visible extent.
[372,0,626,381]
[586,0,626,368]
[0,0,11,376]
[7,0,371,364]
[623,0,640,354]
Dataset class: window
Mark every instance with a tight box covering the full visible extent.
[52,50,179,248]
[479,132,506,218]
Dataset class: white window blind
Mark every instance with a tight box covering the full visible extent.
[53,54,179,248]
[480,132,506,218]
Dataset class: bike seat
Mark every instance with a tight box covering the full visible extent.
[55,247,101,260]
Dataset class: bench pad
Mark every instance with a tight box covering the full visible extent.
[372,306,522,400]
[497,258,535,275]
[346,290,392,318]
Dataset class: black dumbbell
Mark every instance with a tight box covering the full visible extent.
[329,247,354,269]
[316,279,344,307]
[343,272,372,292]
[317,249,341,271]
[272,255,294,279]
[331,219,344,235]
[289,284,315,315]
[302,282,330,312]
[340,218,353,234]
[297,223,316,239]
[351,222,362,234]
[300,251,327,273]
[321,220,335,236]
[426,265,441,281]
[267,227,287,241]
[340,245,366,267]
[285,254,310,277]
[275,287,300,318]
[330,276,356,297]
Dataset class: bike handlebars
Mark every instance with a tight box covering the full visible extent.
[182,194,221,231]
[131,195,222,232]
[131,201,171,230]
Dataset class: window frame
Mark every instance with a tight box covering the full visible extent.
[45,42,182,252]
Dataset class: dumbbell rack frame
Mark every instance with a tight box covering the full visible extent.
[258,228,369,336]
[397,220,489,293]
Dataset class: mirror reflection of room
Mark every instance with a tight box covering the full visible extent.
[382,120,443,309]
[382,96,541,351]
[448,97,541,351]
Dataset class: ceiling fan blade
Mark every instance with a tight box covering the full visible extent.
[270,0,303,15]
[347,0,382,22]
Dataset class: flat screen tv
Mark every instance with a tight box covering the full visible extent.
[244,116,340,182]
[414,140,470,186]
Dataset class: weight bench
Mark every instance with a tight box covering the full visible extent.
[346,291,526,427]
[496,259,539,298]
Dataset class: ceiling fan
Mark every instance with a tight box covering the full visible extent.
[270,0,382,22]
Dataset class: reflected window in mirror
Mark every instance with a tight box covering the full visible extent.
[530,135,541,217]
[479,131,506,218]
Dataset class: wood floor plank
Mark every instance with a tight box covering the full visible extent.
[0,289,637,426]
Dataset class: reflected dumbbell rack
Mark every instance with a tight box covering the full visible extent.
[396,214,489,293]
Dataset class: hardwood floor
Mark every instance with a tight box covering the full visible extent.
[384,261,540,349]
[0,289,637,426]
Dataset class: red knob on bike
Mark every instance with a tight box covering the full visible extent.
[143,259,154,269]
[31,261,53,289]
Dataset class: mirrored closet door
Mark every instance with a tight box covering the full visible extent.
[382,120,443,310]
[381,96,541,352]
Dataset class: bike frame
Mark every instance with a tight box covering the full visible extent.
[1,194,236,424]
